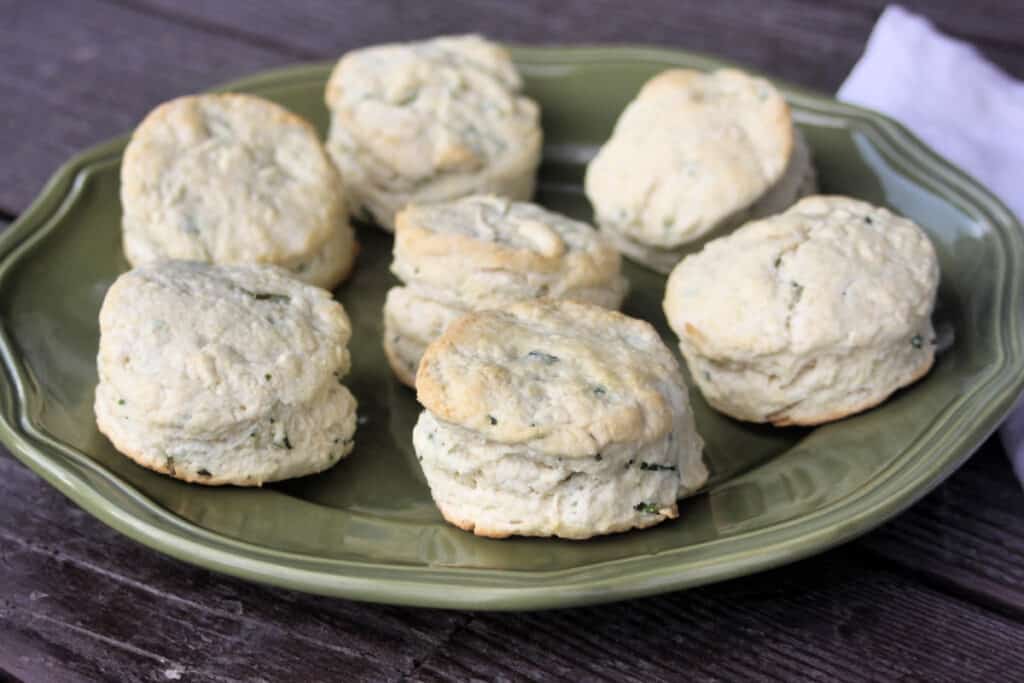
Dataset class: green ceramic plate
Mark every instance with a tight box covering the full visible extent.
[1,46,1022,611]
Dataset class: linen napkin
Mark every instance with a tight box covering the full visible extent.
[837,5,1024,483]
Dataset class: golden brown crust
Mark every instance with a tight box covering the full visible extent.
[323,36,541,230]
[392,197,624,294]
[414,300,683,456]
[94,261,358,486]
[769,352,935,427]
[434,501,678,540]
[122,92,356,285]
[586,67,799,255]
[96,413,347,487]
[321,235,360,291]
[95,417,249,487]
[382,334,418,389]
[396,206,565,275]
[435,502,509,538]
[141,92,319,138]
[665,195,939,427]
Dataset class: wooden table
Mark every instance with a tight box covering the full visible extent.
[2,2,1024,681]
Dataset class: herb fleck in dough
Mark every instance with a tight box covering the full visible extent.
[383,195,628,386]
[95,260,359,486]
[413,299,707,539]
[663,195,940,426]
[121,93,357,289]
[324,35,543,231]
[585,68,816,273]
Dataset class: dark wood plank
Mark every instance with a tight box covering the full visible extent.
[122,0,1024,86]
[835,0,1024,50]
[0,450,468,683]
[410,547,1024,683]
[857,438,1024,616]
[4,442,1023,683]
[5,0,1023,216]
[0,0,293,215]
[121,0,876,91]
[4,2,1024,681]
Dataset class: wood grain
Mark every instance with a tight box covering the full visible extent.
[122,0,876,90]
[3,444,1023,683]
[4,0,1023,216]
[413,550,1024,683]
[3,2,1024,681]
[0,450,468,683]
[0,0,291,215]
[123,0,1024,83]
[858,441,1024,616]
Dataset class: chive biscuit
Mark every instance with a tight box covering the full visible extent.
[95,261,358,485]
[121,93,357,289]
[663,196,940,426]
[324,35,542,231]
[384,195,628,386]
[585,68,816,273]
[413,300,707,539]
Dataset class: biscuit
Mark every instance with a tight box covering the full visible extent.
[383,286,467,387]
[663,195,940,426]
[95,261,358,485]
[384,195,628,386]
[121,93,356,289]
[413,300,707,539]
[324,35,542,231]
[585,68,816,273]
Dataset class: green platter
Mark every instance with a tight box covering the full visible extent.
[1,46,1022,611]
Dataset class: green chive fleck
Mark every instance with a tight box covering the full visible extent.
[247,290,290,303]
[911,335,923,349]
[526,350,559,364]
[791,282,804,304]
[634,502,660,514]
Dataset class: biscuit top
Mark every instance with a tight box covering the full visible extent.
[97,261,351,434]
[121,94,344,266]
[392,195,623,304]
[325,35,540,183]
[416,300,685,456]
[585,68,795,248]
[664,195,940,359]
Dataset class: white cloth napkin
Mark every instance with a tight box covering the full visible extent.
[837,5,1024,482]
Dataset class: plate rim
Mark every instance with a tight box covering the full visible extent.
[1,45,1022,610]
